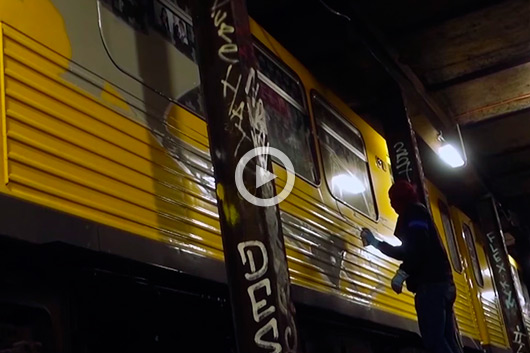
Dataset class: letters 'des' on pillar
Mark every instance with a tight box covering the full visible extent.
[382,93,429,206]
[191,1,298,353]
[478,197,530,353]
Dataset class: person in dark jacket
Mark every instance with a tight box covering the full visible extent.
[361,180,462,353]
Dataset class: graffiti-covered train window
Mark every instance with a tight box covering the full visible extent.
[462,223,484,287]
[255,45,319,184]
[97,0,203,116]
[312,93,377,219]
[438,202,463,273]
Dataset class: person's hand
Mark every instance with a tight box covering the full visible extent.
[361,228,380,248]
[391,269,409,294]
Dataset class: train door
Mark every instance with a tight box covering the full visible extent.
[451,208,511,351]
[426,181,482,349]
[469,223,511,351]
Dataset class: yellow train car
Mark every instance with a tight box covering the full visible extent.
[0,0,517,352]
[453,206,511,352]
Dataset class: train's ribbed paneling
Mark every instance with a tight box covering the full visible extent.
[2,25,224,262]
[427,183,482,342]
[482,297,509,346]
[0,22,509,346]
[0,24,418,326]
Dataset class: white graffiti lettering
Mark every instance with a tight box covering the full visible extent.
[238,241,269,281]
[487,232,496,243]
[219,64,248,154]
[487,232,527,351]
[514,325,526,353]
[211,1,238,64]
[212,8,227,27]
[248,278,276,322]
[393,142,413,182]
[490,243,502,264]
[219,43,239,64]
[497,261,507,274]
[254,318,282,353]
[245,68,268,169]
[238,240,284,351]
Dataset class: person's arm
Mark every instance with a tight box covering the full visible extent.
[378,242,405,260]
[399,218,430,275]
[361,228,405,260]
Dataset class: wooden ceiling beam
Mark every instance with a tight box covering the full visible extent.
[397,0,530,85]
[438,61,530,125]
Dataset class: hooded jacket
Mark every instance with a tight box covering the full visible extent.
[378,202,454,292]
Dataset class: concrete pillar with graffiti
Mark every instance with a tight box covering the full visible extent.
[381,92,430,207]
[190,1,298,353]
[478,196,530,353]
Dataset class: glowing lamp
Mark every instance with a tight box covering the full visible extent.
[438,143,465,168]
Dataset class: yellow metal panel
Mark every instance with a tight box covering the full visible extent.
[0,25,7,185]
[1,24,223,266]
[426,181,482,342]
[451,206,502,347]
[0,16,418,331]
[0,1,71,60]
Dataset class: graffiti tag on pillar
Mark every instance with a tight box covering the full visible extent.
[212,1,268,165]
[485,231,530,352]
[192,0,299,352]
[238,241,282,352]
[393,141,413,182]
[487,232,516,311]
[514,325,527,353]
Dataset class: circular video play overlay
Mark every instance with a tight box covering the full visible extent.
[235,147,296,207]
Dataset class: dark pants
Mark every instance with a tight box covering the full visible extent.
[414,282,463,353]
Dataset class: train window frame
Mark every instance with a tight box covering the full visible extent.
[97,0,205,118]
[311,91,378,221]
[252,41,321,186]
[438,201,463,273]
[462,223,484,287]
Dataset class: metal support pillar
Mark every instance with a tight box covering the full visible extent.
[477,196,530,353]
[191,1,297,353]
[381,91,430,207]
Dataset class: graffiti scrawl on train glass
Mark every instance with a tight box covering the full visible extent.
[312,94,377,219]
[255,45,319,184]
[98,0,203,116]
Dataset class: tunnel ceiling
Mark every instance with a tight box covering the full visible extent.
[248,0,530,220]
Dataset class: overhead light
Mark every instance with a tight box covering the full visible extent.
[437,130,465,168]
[331,174,366,195]
[438,143,465,168]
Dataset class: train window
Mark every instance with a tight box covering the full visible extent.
[97,0,203,116]
[0,303,54,352]
[255,45,319,184]
[312,93,377,219]
[462,223,484,287]
[438,202,463,273]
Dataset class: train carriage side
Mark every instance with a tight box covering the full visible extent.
[426,181,483,347]
[451,206,511,352]
[0,0,417,334]
[0,0,517,352]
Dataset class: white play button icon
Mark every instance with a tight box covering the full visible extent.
[235,147,296,207]
[255,165,277,189]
